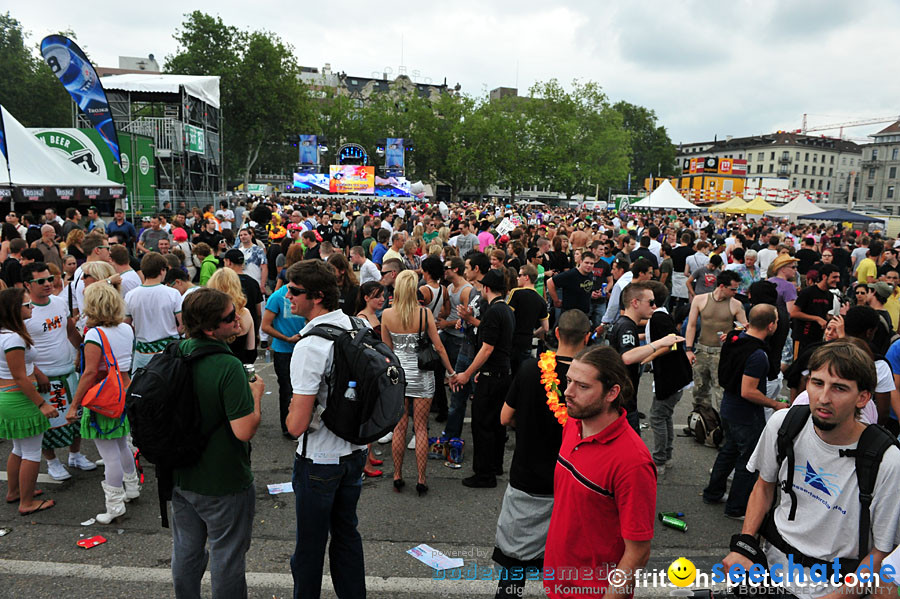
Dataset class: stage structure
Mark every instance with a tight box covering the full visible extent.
[75,74,223,211]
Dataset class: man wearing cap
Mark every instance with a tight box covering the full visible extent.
[137,215,171,256]
[86,206,106,234]
[324,217,348,253]
[862,281,895,352]
[451,269,515,489]
[106,208,137,251]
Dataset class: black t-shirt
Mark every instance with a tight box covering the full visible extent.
[506,357,569,495]
[477,297,515,372]
[238,273,263,339]
[265,244,283,282]
[795,248,820,275]
[507,287,549,349]
[630,247,658,269]
[551,268,593,314]
[879,261,900,278]
[792,285,833,346]
[196,229,223,249]
[324,229,347,250]
[1,257,22,288]
[608,315,641,412]
[670,245,694,272]
[590,259,612,298]
[545,251,570,274]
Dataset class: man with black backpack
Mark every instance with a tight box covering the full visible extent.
[703,304,786,520]
[169,288,264,598]
[723,342,900,598]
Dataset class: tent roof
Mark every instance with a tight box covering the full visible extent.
[735,196,777,215]
[708,197,748,213]
[797,209,885,223]
[765,196,824,218]
[631,180,699,210]
[100,74,221,109]
[0,105,122,190]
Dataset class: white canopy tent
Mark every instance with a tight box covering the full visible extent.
[631,180,699,210]
[100,74,221,109]
[764,195,825,219]
[0,105,124,206]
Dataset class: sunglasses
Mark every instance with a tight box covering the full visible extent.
[29,276,56,285]
[288,285,310,297]
[22,302,32,308]
[220,307,237,324]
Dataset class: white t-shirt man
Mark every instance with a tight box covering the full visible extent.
[757,248,778,277]
[27,295,75,376]
[125,284,183,344]
[216,208,235,230]
[119,269,142,298]
[291,309,365,461]
[358,259,381,285]
[746,409,900,599]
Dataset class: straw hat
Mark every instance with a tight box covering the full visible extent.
[767,254,799,278]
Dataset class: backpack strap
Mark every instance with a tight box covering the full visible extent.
[839,424,900,563]
[774,405,811,521]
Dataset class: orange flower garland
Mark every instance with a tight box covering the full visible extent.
[538,351,568,426]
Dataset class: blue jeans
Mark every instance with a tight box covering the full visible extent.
[171,484,256,599]
[703,413,765,516]
[291,452,366,599]
[589,302,607,328]
[444,345,474,439]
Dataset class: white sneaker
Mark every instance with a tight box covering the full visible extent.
[407,436,416,450]
[68,453,98,471]
[656,464,666,476]
[377,432,393,444]
[47,460,72,481]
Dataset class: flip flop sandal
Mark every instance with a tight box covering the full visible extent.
[19,499,55,516]
[6,489,43,504]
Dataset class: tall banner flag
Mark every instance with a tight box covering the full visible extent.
[385,138,405,171]
[0,108,12,207]
[40,35,121,166]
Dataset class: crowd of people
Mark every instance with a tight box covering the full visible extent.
[4,196,900,598]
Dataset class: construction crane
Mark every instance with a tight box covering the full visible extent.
[800,113,900,136]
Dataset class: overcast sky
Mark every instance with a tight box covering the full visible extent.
[12,0,900,144]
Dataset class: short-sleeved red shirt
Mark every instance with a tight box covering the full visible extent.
[543,410,657,599]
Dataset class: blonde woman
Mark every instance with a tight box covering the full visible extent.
[206,268,255,363]
[78,262,121,330]
[66,283,139,524]
[381,271,455,496]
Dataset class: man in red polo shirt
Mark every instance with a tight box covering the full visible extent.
[543,345,656,598]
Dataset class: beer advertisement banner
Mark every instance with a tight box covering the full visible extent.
[40,35,122,166]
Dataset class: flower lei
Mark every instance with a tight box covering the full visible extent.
[538,351,568,426]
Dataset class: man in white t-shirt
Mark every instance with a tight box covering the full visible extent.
[285,260,366,598]
[350,246,380,285]
[756,234,780,278]
[723,342,900,599]
[70,233,116,323]
[110,245,141,298]
[24,262,94,481]
[216,200,235,230]
[124,253,183,373]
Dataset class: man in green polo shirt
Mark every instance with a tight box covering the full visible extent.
[170,288,264,598]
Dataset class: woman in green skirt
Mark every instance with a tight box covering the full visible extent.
[66,283,138,524]
[0,288,59,515]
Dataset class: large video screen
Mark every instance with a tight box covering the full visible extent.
[330,165,374,194]
[292,172,329,193]
[375,175,411,197]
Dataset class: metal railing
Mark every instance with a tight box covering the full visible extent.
[121,117,184,153]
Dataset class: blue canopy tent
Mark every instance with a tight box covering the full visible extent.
[797,209,885,224]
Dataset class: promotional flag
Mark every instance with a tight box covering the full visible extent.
[40,35,121,164]
[0,108,8,163]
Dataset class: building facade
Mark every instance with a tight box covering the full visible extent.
[859,121,900,214]
[299,63,456,106]
[676,132,861,206]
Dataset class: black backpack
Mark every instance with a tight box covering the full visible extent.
[302,317,406,446]
[126,341,229,527]
[762,405,900,570]
[717,330,769,396]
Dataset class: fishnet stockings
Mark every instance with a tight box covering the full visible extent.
[391,396,432,485]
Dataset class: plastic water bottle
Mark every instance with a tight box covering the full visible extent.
[345,381,358,402]
[265,348,271,363]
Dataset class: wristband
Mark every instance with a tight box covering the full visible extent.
[648,342,656,352]
[729,533,767,568]
[686,346,695,352]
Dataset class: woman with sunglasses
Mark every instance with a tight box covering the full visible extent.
[381,270,455,496]
[0,288,59,515]
[66,283,139,524]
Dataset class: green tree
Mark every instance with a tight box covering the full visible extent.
[613,101,677,186]
[166,12,311,188]
[0,12,69,127]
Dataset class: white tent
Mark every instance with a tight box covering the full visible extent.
[631,180,699,210]
[764,195,824,219]
[0,105,124,204]
[100,74,221,109]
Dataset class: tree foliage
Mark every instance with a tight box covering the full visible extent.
[166,11,311,187]
[0,12,70,127]
[613,101,677,185]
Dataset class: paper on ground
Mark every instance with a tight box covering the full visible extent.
[406,544,464,571]
[267,482,293,494]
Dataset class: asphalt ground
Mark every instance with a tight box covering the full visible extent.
[0,357,741,598]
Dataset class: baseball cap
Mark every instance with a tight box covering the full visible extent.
[480,269,507,293]
[287,223,302,231]
[141,216,151,222]
[223,249,245,264]
[868,281,893,301]
[114,207,124,213]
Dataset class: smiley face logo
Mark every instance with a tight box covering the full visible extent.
[667,557,696,587]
